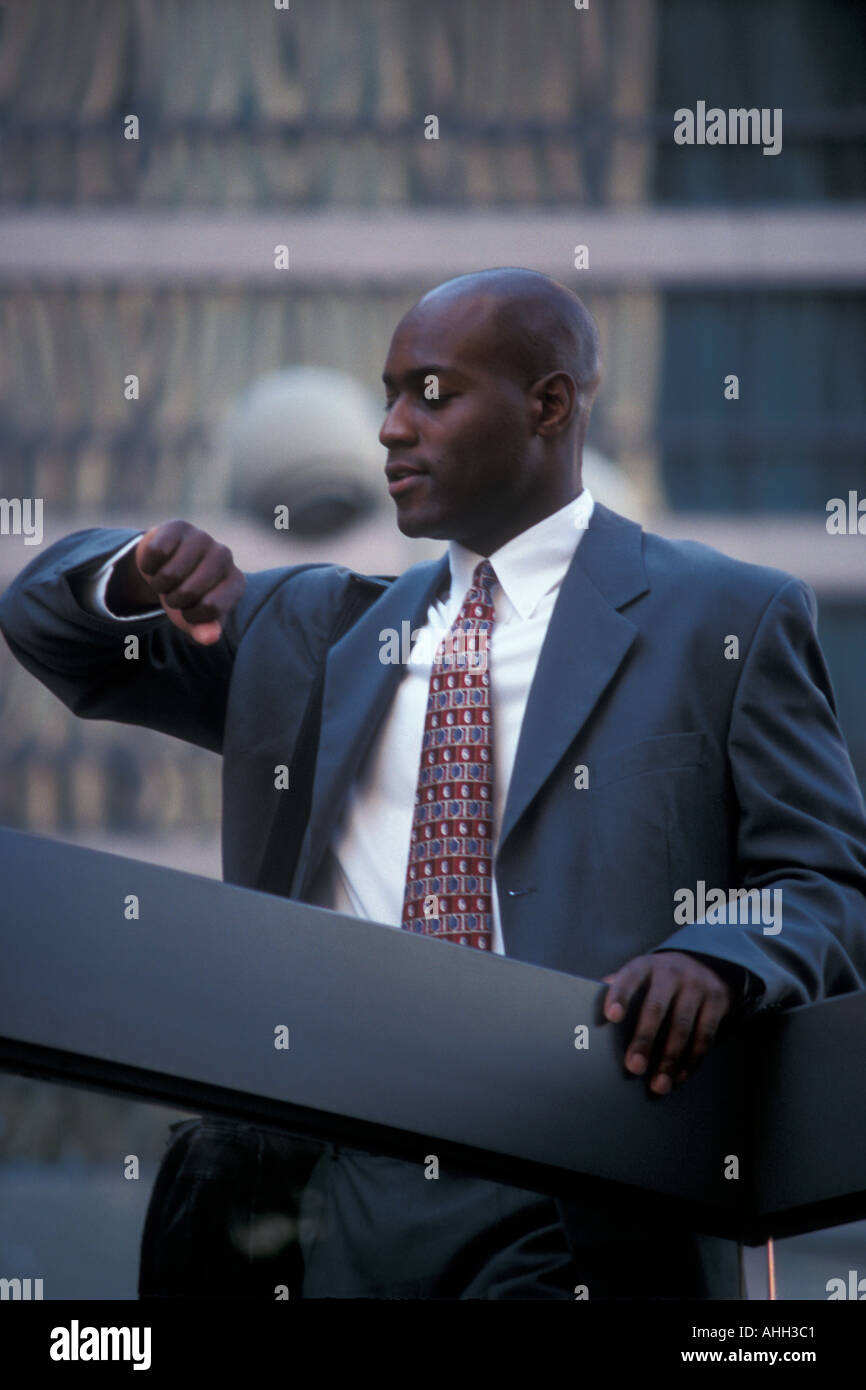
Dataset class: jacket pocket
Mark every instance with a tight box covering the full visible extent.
[589,730,708,790]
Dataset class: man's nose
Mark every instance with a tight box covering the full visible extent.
[379,398,418,449]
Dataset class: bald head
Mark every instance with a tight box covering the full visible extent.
[412,267,602,432]
[380,267,602,553]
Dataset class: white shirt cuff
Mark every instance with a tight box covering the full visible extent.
[80,534,163,620]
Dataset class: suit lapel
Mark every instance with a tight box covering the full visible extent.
[295,550,451,897]
[497,503,649,853]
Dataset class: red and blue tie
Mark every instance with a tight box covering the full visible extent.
[401,559,498,950]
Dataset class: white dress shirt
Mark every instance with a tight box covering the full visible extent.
[85,534,164,620]
[84,489,595,957]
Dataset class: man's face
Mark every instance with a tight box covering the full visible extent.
[379,296,534,550]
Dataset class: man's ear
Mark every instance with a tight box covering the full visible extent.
[529,370,578,437]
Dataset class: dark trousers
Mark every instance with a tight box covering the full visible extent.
[139,1118,743,1300]
[298,1143,579,1299]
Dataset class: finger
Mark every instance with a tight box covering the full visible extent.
[601,976,626,1020]
[172,569,244,628]
[162,602,223,646]
[136,521,193,577]
[142,531,213,598]
[647,985,704,1095]
[159,545,235,612]
[602,960,651,1024]
[600,974,621,1020]
[186,621,222,646]
[682,984,731,1072]
[624,974,679,1077]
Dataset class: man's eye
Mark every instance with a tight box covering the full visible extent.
[381,394,452,411]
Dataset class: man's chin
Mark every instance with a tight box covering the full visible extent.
[393,506,448,540]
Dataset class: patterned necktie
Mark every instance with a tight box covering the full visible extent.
[401,558,497,950]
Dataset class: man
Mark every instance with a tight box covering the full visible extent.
[2,268,865,1300]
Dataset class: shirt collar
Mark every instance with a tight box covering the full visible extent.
[446,488,594,621]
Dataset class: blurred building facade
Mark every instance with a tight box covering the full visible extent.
[1,0,863,849]
[0,0,864,1297]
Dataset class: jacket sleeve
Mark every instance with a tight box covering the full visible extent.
[650,577,866,1010]
[0,527,300,755]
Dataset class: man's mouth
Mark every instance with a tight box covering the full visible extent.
[385,462,429,496]
[387,472,427,497]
